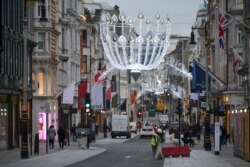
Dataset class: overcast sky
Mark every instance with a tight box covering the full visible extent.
[93,0,204,36]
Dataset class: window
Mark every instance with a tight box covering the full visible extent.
[62,28,65,50]
[32,72,36,92]
[82,30,87,47]
[80,56,87,73]
[38,5,42,17]
[62,0,65,17]
[75,0,78,12]
[236,27,243,45]
[38,71,44,95]
[37,32,45,51]
[234,0,243,9]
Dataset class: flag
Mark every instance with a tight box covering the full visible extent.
[78,80,87,109]
[105,87,111,100]
[94,72,101,83]
[191,60,206,92]
[232,55,240,73]
[62,82,75,104]
[91,83,104,109]
[94,65,106,86]
[218,14,232,49]
[227,48,241,74]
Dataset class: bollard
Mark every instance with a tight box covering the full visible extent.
[34,134,39,154]
[86,129,90,149]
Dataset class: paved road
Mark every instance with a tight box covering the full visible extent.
[0,131,249,167]
[67,135,162,167]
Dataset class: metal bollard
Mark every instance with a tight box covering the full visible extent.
[34,134,39,154]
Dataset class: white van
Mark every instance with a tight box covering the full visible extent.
[111,115,131,138]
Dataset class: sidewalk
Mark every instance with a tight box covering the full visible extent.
[163,133,250,167]
[0,132,108,167]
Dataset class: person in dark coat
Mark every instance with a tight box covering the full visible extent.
[103,120,108,138]
[71,124,77,142]
[57,125,66,149]
[47,125,56,149]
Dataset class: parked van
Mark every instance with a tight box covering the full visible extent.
[111,115,131,138]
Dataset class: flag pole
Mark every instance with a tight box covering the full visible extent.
[217,7,250,30]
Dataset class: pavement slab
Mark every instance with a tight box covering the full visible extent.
[0,147,105,167]
[163,150,233,167]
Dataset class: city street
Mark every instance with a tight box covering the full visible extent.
[68,135,162,167]
[1,0,250,166]
[0,131,250,167]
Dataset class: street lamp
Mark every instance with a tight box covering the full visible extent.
[190,22,211,151]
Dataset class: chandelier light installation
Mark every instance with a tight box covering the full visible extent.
[100,12,172,70]
[136,56,192,99]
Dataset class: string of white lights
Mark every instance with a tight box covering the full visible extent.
[100,12,172,70]
[164,55,192,79]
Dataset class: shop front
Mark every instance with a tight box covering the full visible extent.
[0,94,20,150]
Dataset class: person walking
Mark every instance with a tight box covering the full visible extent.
[48,125,56,149]
[71,124,77,142]
[103,122,108,138]
[57,125,66,149]
[151,131,159,158]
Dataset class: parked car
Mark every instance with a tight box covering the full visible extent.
[130,122,137,134]
[140,126,154,139]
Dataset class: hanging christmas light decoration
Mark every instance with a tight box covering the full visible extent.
[164,55,192,79]
[100,12,172,70]
[136,56,191,99]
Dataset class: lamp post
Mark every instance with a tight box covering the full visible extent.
[190,21,211,151]
[21,10,29,159]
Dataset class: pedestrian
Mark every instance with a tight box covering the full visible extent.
[210,124,214,143]
[95,124,99,136]
[65,128,69,146]
[47,125,56,149]
[108,122,112,132]
[103,121,108,138]
[151,130,159,158]
[71,123,77,142]
[57,125,66,149]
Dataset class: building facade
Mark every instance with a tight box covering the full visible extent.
[0,0,36,151]
[32,0,82,143]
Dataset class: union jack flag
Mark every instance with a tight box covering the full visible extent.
[218,14,232,49]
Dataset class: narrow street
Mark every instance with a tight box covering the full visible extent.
[67,135,162,167]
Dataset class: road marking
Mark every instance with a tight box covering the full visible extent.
[124,155,132,159]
